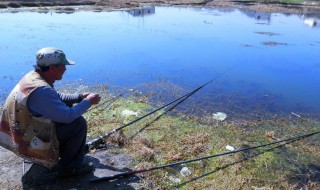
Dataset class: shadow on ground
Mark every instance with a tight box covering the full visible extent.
[21,150,142,190]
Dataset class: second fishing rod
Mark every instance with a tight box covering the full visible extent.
[85,65,236,152]
[90,130,320,182]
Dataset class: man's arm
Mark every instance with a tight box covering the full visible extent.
[27,86,91,123]
[58,92,83,106]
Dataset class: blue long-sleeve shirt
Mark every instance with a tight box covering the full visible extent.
[27,86,91,124]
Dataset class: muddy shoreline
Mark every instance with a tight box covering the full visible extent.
[0,0,320,14]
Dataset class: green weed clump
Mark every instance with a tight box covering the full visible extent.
[0,3,7,8]
[83,87,320,189]
[7,2,21,8]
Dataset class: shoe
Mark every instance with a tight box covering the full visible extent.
[57,163,94,178]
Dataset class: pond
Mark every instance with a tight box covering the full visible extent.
[0,6,319,118]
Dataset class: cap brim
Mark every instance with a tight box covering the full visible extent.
[66,59,75,65]
[33,65,40,70]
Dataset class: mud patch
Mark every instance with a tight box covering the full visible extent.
[0,147,143,190]
[241,44,258,48]
[54,7,76,14]
[262,41,288,46]
[255,31,280,36]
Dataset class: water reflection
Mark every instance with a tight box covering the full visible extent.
[0,6,319,115]
[299,8,320,28]
[304,18,318,27]
[240,9,271,24]
[127,6,155,17]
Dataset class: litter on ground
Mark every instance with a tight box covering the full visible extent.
[122,109,139,116]
[226,145,235,151]
[212,112,227,121]
[180,167,191,176]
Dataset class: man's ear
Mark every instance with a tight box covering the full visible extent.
[49,65,56,71]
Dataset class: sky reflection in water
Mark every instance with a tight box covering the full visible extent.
[0,6,319,114]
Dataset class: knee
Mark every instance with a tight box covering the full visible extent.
[56,116,88,142]
[65,116,87,136]
[76,116,87,131]
[77,116,87,126]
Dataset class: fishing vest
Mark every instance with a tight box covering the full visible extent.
[0,71,59,168]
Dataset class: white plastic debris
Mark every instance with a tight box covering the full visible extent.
[122,109,139,116]
[212,112,227,121]
[226,145,235,151]
[291,112,301,118]
[180,167,191,176]
[168,176,181,183]
[304,18,317,27]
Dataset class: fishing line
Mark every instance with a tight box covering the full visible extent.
[85,86,202,152]
[85,65,237,152]
[87,93,124,113]
[175,138,297,188]
[90,130,320,182]
[86,93,124,124]
[128,86,197,140]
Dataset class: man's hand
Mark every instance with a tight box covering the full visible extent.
[85,93,101,105]
[82,92,90,98]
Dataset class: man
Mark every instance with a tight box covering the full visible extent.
[0,47,101,177]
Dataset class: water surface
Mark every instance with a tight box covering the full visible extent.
[0,6,319,116]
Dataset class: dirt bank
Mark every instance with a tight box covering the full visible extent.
[0,146,142,190]
[0,0,320,14]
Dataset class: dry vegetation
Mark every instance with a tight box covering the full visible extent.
[81,84,320,189]
[1,82,320,189]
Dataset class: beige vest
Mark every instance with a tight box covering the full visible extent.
[0,71,59,168]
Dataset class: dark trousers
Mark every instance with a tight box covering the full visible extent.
[55,116,87,170]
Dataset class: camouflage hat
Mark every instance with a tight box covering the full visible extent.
[36,47,75,66]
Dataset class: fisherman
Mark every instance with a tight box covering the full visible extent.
[0,47,101,177]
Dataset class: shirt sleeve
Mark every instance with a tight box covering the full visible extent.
[58,92,83,106]
[27,86,91,124]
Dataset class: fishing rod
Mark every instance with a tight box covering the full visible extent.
[87,93,124,113]
[85,81,208,152]
[85,65,236,152]
[90,130,320,182]
[86,93,124,124]
[175,138,297,188]
[129,84,198,140]
[129,66,241,139]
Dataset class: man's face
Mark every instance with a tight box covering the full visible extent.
[53,64,66,80]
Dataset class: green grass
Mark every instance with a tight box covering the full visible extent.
[82,87,320,189]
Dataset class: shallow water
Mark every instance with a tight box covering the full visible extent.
[0,6,319,115]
